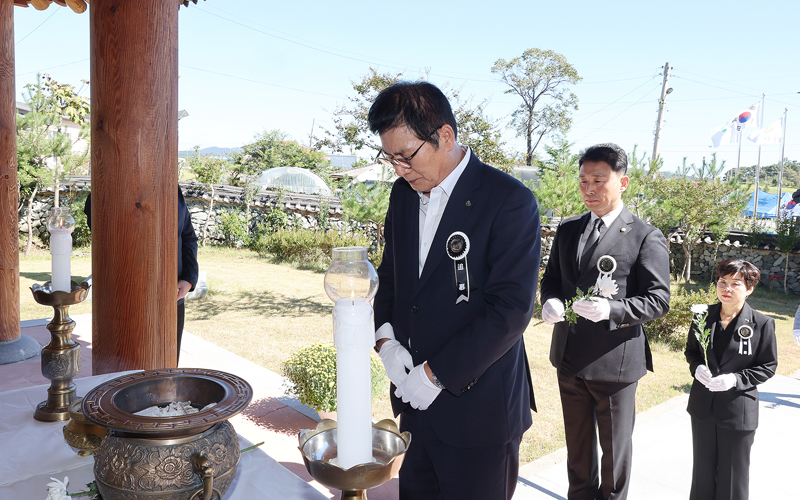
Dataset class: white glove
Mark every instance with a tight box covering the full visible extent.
[694,365,713,387]
[378,339,414,387]
[542,298,566,325]
[394,363,442,410]
[793,329,800,347]
[572,298,611,322]
[707,373,737,392]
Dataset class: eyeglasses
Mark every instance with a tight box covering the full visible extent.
[716,279,745,290]
[375,129,438,169]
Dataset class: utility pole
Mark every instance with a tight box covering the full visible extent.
[652,62,672,164]
[309,118,315,149]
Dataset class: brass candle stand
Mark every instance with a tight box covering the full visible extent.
[298,419,411,500]
[30,280,90,422]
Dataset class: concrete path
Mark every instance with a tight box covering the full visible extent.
[514,372,800,499]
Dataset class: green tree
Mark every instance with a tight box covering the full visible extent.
[530,136,582,223]
[16,73,90,256]
[622,145,662,222]
[315,69,515,170]
[339,169,393,258]
[236,129,331,180]
[188,147,229,246]
[491,48,581,166]
[651,154,749,282]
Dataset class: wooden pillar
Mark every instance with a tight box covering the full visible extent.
[0,0,20,345]
[90,0,178,373]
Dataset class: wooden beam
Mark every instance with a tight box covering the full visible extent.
[90,0,178,373]
[0,0,21,344]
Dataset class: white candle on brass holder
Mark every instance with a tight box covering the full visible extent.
[47,208,76,292]
[324,247,378,469]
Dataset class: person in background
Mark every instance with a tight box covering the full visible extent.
[793,304,800,347]
[685,258,777,500]
[84,187,198,365]
[540,143,670,500]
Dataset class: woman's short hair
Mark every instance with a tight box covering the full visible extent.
[716,258,760,290]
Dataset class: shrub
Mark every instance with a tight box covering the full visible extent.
[217,209,250,248]
[251,228,371,268]
[646,282,717,350]
[281,342,386,412]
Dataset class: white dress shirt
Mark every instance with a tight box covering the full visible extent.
[577,203,624,264]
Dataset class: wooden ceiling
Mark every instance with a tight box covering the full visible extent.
[13,0,205,14]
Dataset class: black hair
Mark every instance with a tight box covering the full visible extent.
[716,258,760,290]
[578,143,628,175]
[367,81,457,148]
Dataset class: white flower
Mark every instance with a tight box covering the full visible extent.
[690,304,708,314]
[595,274,618,298]
[45,476,70,500]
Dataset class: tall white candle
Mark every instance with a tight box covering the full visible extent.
[47,207,75,292]
[50,230,72,292]
[333,297,374,469]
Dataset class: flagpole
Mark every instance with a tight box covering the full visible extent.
[752,93,765,224]
[776,108,788,219]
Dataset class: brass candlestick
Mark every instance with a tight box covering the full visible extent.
[30,280,90,422]
[299,419,411,500]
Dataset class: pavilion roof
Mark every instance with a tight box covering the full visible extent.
[13,0,205,13]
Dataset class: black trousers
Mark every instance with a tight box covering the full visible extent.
[690,415,755,500]
[558,372,638,500]
[398,408,521,500]
[177,302,185,365]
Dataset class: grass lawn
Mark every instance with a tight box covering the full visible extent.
[17,245,800,465]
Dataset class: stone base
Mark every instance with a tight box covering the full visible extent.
[0,335,41,365]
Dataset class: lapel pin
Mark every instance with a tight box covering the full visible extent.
[620,228,627,233]
[466,200,472,207]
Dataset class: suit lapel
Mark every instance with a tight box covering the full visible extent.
[706,303,722,373]
[415,154,480,297]
[719,302,756,367]
[580,207,633,279]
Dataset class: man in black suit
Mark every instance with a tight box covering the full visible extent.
[539,143,670,500]
[370,81,540,500]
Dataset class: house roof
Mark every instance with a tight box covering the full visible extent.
[13,0,205,13]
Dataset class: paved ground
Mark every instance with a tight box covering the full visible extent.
[5,315,799,500]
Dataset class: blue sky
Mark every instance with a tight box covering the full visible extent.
[12,1,800,176]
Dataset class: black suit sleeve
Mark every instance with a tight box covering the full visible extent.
[607,227,670,330]
[178,188,199,288]
[735,316,777,391]
[540,219,567,305]
[373,185,397,332]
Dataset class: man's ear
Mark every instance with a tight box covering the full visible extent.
[438,124,456,152]
[620,175,630,192]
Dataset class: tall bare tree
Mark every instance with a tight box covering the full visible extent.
[491,48,581,166]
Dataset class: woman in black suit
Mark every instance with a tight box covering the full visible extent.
[685,258,777,500]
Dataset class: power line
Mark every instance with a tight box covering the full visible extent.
[575,80,662,143]
[572,74,659,125]
[15,8,60,47]
[179,64,346,99]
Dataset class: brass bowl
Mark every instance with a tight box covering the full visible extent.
[299,419,411,492]
[82,368,252,438]
[63,398,109,456]
[30,280,90,306]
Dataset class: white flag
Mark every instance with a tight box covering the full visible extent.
[748,117,783,145]
[732,102,761,132]
[710,119,737,148]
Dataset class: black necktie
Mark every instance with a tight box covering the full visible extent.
[580,218,604,272]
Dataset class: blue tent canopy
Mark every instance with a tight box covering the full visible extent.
[742,190,792,218]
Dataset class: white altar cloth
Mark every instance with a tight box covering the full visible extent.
[0,372,326,499]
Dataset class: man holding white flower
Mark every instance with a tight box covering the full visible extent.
[540,143,670,500]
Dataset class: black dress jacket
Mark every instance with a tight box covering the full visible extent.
[685,302,777,431]
[540,207,671,383]
[374,152,541,448]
